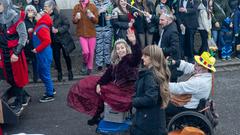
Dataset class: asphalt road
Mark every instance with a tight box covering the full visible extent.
[2,70,240,135]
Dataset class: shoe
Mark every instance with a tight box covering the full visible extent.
[106,64,110,68]
[43,89,56,96]
[236,55,240,59]
[87,115,101,126]
[68,70,73,80]
[87,69,92,75]
[22,96,31,107]
[9,99,18,108]
[80,63,87,75]
[57,72,63,82]
[12,104,24,116]
[39,95,55,103]
[226,56,231,60]
[221,56,226,60]
[97,66,103,71]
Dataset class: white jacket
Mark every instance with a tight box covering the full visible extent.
[169,60,212,109]
[198,3,212,32]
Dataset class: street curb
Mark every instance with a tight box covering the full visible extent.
[1,59,240,87]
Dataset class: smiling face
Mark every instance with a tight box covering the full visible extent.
[142,54,152,68]
[119,0,127,8]
[116,43,127,59]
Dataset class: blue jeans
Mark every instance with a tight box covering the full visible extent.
[212,30,219,48]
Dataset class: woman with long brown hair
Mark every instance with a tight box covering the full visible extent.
[131,45,170,135]
[111,0,134,40]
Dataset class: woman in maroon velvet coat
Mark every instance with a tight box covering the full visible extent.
[67,29,141,126]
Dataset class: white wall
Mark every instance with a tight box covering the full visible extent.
[56,0,79,9]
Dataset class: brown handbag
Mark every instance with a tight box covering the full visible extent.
[170,94,192,107]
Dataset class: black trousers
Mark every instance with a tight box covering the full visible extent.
[52,42,72,73]
[199,30,209,54]
[184,28,197,61]
[165,102,197,119]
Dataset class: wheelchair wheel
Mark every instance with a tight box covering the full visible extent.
[167,111,214,135]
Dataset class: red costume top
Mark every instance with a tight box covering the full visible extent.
[0,11,29,87]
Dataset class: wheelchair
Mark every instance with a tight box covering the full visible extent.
[167,98,219,135]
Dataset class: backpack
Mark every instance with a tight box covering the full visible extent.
[199,99,219,128]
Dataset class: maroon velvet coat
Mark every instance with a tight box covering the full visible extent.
[97,44,142,87]
[67,43,141,116]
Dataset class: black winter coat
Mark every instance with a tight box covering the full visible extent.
[160,22,180,60]
[131,69,167,135]
[159,22,182,82]
[24,17,36,60]
[111,9,130,40]
[50,9,75,55]
[176,0,200,29]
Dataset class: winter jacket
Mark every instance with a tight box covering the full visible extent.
[34,13,53,52]
[176,0,200,29]
[228,0,239,10]
[97,43,141,87]
[219,25,234,48]
[233,7,240,35]
[50,9,75,55]
[24,17,36,59]
[158,22,182,82]
[158,22,180,60]
[212,0,231,30]
[72,3,98,37]
[197,2,212,32]
[169,60,212,109]
[132,3,146,34]
[131,69,167,135]
[111,7,131,40]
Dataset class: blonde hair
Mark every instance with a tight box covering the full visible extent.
[111,39,132,65]
[142,45,171,108]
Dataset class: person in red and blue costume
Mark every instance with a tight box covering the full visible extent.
[0,0,29,115]
[32,11,55,103]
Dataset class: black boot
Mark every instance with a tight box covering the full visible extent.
[11,93,24,116]
[87,114,101,126]
[58,72,63,81]
[87,105,104,126]
[80,63,88,75]
[87,69,92,75]
[68,70,73,80]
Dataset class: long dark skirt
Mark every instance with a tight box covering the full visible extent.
[67,76,134,116]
